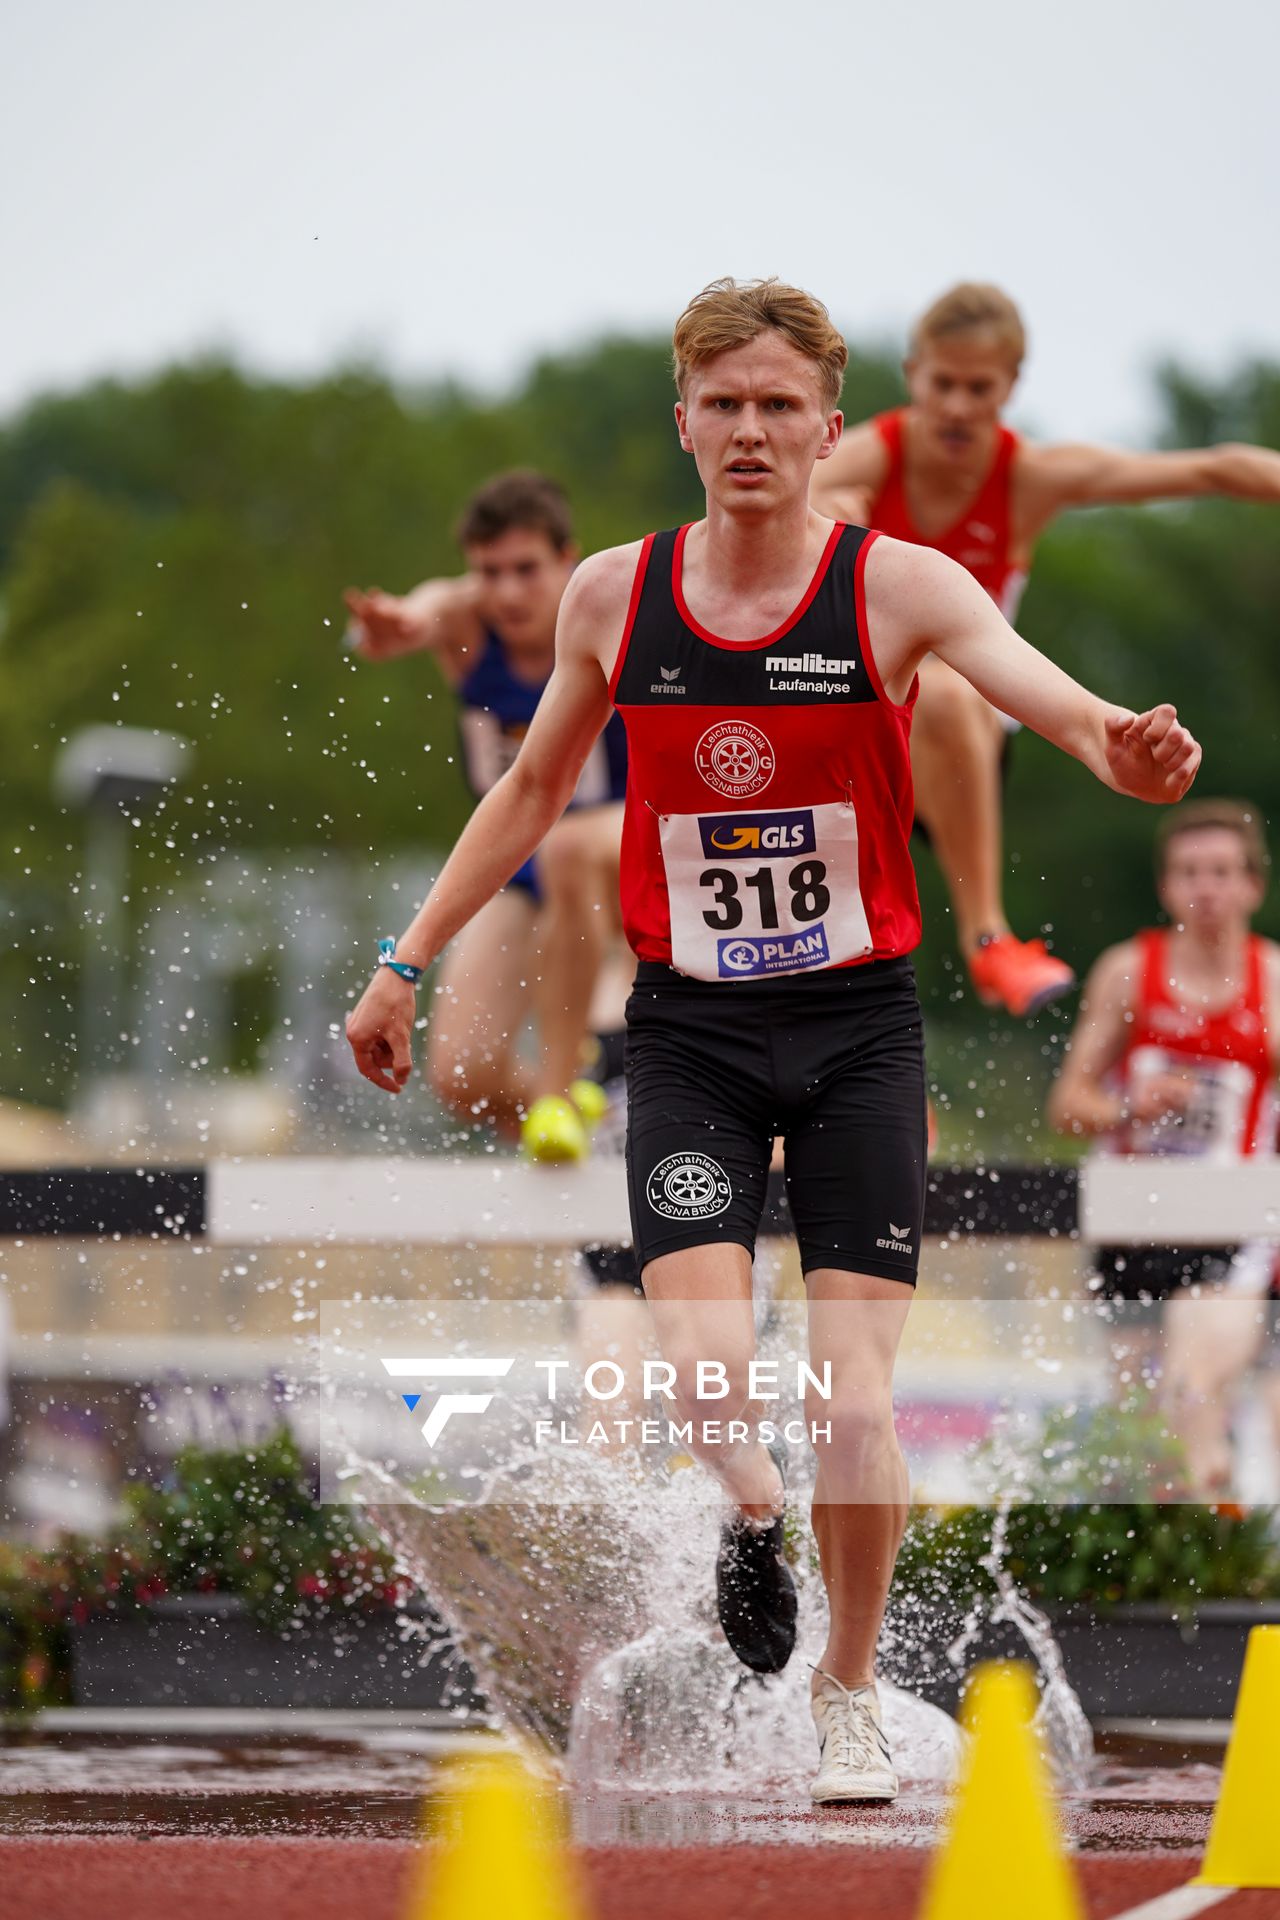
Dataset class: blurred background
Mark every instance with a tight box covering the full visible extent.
[0,0,1278,1576]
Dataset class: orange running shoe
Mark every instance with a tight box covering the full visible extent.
[968,933,1075,1018]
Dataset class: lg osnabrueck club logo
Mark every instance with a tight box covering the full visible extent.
[695,720,775,799]
[381,1356,514,1445]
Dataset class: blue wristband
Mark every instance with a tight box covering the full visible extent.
[376,937,424,984]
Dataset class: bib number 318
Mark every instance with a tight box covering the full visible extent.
[700,860,831,930]
[658,801,873,981]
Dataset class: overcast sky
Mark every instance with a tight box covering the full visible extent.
[6,0,1277,444]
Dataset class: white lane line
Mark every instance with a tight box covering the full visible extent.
[1110,1883,1236,1919]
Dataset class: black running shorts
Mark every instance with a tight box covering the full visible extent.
[1089,1244,1238,1304]
[624,956,927,1284]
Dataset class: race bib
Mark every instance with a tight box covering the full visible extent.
[657,801,872,982]
[1125,1044,1254,1159]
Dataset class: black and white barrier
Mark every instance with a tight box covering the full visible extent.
[0,1157,1273,1247]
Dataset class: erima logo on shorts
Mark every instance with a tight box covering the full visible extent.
[646,1152,732,1221]
[698,809,817,859]
[695,720,775,799]
[717,926,831,978]
[875,1222,914,1255]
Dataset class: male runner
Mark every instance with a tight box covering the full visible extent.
[1049,801,1279,1485]
[344,470,627,1161]
[345,278,1198,1805]
[812,283,1280,1017]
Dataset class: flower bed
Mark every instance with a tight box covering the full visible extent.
[1,1427,472,1713]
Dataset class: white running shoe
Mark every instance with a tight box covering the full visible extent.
[809,1668,899,1804]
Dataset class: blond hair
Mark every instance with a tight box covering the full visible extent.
[672,277,848,412]
[910,282,1027,372]
[1155,798,1270,883]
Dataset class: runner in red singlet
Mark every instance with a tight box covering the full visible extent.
[346,277,1199,1806]
[812,284,1280,1017]
[1050,800,1280,1488]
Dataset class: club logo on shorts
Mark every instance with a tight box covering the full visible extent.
[646,1151,733,1221]
[695,720,775,799]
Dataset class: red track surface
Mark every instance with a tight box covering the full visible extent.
[5,1837,1280,1920]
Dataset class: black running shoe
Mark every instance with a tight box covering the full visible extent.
[715,1450,797,1675]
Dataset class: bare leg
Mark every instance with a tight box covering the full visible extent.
[642,1242,783,1520]
[426,889,539,1137]
[1264,1373,1280,1481]
[532,804,623,1099]
[587,937,636,1038]
[1162,1288,1267,1495]
[804,1272,913,1690]
[574,1287,655,1437]
[910,654,1010,955]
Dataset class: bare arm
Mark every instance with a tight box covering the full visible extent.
[866,538,1201,802]
[344,547,635,1092]
[342,575,480,679]
[1047,944,1138,1137]
[808,418,891,524]
[1267,944,1280,1077]
[1020,437,1280,524]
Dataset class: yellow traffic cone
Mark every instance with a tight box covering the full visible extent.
[920,1662,1084,1920]
[1194,1623,1280,1888]
[405,1749,590,1920]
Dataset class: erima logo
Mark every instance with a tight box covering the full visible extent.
[650,663,686,696]
[765,652,855,676]
[875,1222,914,1254]
[381,1356,514,1445]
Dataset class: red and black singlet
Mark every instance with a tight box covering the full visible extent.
[1112,928,1276,1157]
[869,408,1027,622]
[608,522,920,981]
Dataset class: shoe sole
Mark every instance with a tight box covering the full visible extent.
[717,1456,795,1674]
[809,1785,899,1805]
[716,1544,797,1674]
[974,972,1075,1018]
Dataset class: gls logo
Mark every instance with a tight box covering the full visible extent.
[381,1356,514,1445]
[698,809,817,859]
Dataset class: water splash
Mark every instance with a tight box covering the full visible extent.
[348,1442,964,1792]
[939,1492,1095,1788]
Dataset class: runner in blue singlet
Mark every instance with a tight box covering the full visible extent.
[344,471,628,1161]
